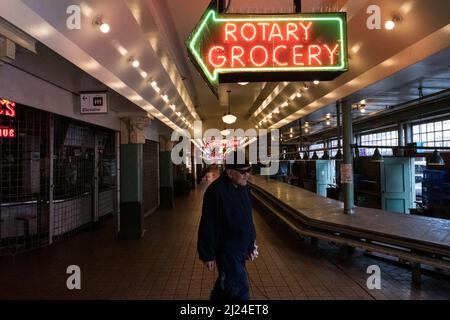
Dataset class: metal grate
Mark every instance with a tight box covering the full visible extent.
[0,103,117,255]
[53,116,116,239]
[143,140,159,216]
[0,104,50,255]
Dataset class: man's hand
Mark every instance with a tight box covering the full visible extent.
[248,244,259,261]
[205,260,215,271]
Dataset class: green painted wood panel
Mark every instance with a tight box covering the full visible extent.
[381,157,413,214]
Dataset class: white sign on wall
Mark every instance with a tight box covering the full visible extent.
[80,92,108,114]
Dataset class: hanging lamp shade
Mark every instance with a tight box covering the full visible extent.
[321,150,330,160]
[302,152,309,161]
[311,152,319,160]
[429,149,445,166]
[222,90,237,124]
[334,149,343,160]
[222,113,237,124]
[371,148,384,162]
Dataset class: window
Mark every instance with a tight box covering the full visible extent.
[309,143,324,158]
[360,130,398,156]
[413,119,450,149]
[330,139,343,157]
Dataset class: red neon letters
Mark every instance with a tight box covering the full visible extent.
[0,98,16,118]
[0,98,17,138]
[0,127,16,138]
[207,21,340,69]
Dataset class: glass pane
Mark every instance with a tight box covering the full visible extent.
[443,120,450,130]
[435,131,443,141]
[435,121,442,131]
[421,124,426,132]
[427,132,434,142]
[427,123,434,132]
[421,133,427,142]
[413,125,419,134]
[413,134,419,142]
[444,130,450,140]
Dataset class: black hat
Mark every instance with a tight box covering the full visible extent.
[225,150,250,169]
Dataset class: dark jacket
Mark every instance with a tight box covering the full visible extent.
[198,173,256,262]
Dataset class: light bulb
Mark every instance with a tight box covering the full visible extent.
[313,80,320,85]
[296,92,302,98]
[131,59,140,68]
[100,23,110,33]
[385,20,395,30]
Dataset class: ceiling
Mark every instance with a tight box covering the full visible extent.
[1,0,449,135]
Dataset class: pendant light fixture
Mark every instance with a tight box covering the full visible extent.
[371,148,384,162]
[222,90,237,125]
[321,150,330,160]
[429,149,445,166]
[334,149,343,160]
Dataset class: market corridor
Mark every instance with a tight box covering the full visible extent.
[0,171,449,300]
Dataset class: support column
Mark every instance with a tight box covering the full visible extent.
[342,101,355,214]
[336,102,342,150]
[398,122,405,156]
[119,117,150,238]
[159,136,174,209]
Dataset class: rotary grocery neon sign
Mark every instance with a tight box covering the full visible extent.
[187,5,348,88]
[0,98,17,138]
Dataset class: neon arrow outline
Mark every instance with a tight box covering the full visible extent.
[188,9,347,85]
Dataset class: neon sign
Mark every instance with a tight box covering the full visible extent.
[0,127,16,138]
[0,98,17,138]
[187,4,348,88]
[205,139,240,149]
[0,98,16,118]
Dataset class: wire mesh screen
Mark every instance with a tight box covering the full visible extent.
[143,140,159,215]
[53,118,95,238]
[98,131,117,218]
[53,117,116,239]
[0,103,117,255]
[0,104,50,255]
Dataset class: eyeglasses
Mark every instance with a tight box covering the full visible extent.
[234,168,251,175]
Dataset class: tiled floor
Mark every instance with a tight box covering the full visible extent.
[1,173,449,300]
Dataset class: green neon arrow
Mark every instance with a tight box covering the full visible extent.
[187,5,348,87]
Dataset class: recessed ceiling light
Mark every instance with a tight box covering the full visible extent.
[238,82,249,86]
[130,58,140,68]
[100,23,110,33]
[385,20,395,30]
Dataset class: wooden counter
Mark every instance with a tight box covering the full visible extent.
[249,175,450,251]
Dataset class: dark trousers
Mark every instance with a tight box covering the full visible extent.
[210,254,250,300]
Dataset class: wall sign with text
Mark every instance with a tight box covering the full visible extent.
[80,92,108,114]
[0,98,17,138]
[187,2,348,89]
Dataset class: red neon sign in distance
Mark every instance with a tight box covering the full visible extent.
[0,98,17,138]
[207,21,340,70]
[0,98,17,118]
[0,127,16,138]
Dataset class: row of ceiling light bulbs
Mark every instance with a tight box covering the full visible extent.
[256,81,320,129]
[94,17,193,130]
